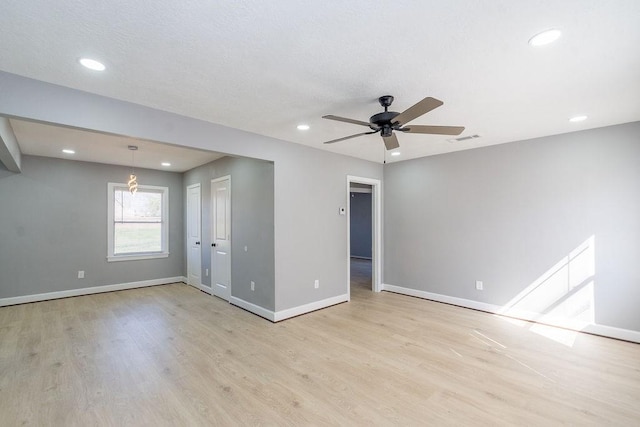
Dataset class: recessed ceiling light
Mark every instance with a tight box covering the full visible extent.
[528,29,562,47]
[79,58,106,71]
[569,115,587,122]
[391,152,401,157]
[297,124,310,131]
[62,149,75,154]
[161,162,171,167]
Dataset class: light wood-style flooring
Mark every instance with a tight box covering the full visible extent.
[1,271,639,425]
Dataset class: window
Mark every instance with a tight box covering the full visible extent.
[107,183,169,261]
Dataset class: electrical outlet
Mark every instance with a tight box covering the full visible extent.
[314,279,319,289]
[78,270,85,279]
[251,281,255,291]
[205,268,209,277]
[475,280,483,291]
[244,246,248,252]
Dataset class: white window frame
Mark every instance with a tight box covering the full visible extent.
[107,182,170,262]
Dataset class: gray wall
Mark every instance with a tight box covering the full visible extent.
[269,142,381,309]
[184,156,275,310]
[0,72,383,312]
[350,192,372,258]
[384,122,640,332]
[0,155,184,298]
[0,161,14,179]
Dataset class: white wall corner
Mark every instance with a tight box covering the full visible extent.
[381,283,640,344]
[273,293,349,322]
[0,117,21,173]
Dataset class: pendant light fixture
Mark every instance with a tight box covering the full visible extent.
[128,145,138,195]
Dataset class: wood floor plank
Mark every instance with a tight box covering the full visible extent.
[0,271,639,426]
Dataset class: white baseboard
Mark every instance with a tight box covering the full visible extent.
[273,293,349,322]
[184,280,212,295]
[184,280,198,288]
[230,296,275,321]
[580,324,640,343]
[0,276,187,307]
[382,284,498,312]
[229,293,350,323]
[381,283,640,344]
[199,284,213,295]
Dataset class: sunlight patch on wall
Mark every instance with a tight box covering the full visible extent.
[497,236,595,346]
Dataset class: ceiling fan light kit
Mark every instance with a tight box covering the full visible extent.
[322,95,465,151]
[128,145,138,195]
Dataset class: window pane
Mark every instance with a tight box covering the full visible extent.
[114,222,162,254]
[114,190,162,222]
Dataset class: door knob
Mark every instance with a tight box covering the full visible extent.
[195,241,200,245]
[212,243,217,247]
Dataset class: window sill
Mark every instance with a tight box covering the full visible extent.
[107,252,169,262]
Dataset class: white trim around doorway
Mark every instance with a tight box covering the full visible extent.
[347,175,382,298]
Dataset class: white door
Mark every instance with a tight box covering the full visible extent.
[187,184,202,288]
[211,176,231,301]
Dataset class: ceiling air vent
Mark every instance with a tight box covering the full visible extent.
[448,134,480,143]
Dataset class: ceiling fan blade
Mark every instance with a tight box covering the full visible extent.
[392,97,443,126]
[382,133,400,150]
[323,131,376,145]
[401,125,465,135]
[322,115,372,128]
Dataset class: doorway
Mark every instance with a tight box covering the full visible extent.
[186,183,201,289]
[211,175,231,301]
[346,175,382,299]
[350,185,373,293]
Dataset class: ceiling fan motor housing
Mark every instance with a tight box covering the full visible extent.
[369,95,402,132]
[369,111,401,131]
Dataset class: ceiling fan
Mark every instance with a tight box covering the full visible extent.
[322,95,465,150]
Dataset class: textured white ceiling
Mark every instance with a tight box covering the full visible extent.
[1,0,639,163]
[11,119,224,172]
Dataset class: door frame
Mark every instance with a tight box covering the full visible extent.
[211,175,232,301]
[186,183,202,290]
[346,175,382,298]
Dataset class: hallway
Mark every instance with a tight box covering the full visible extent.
[350,257,372,293]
